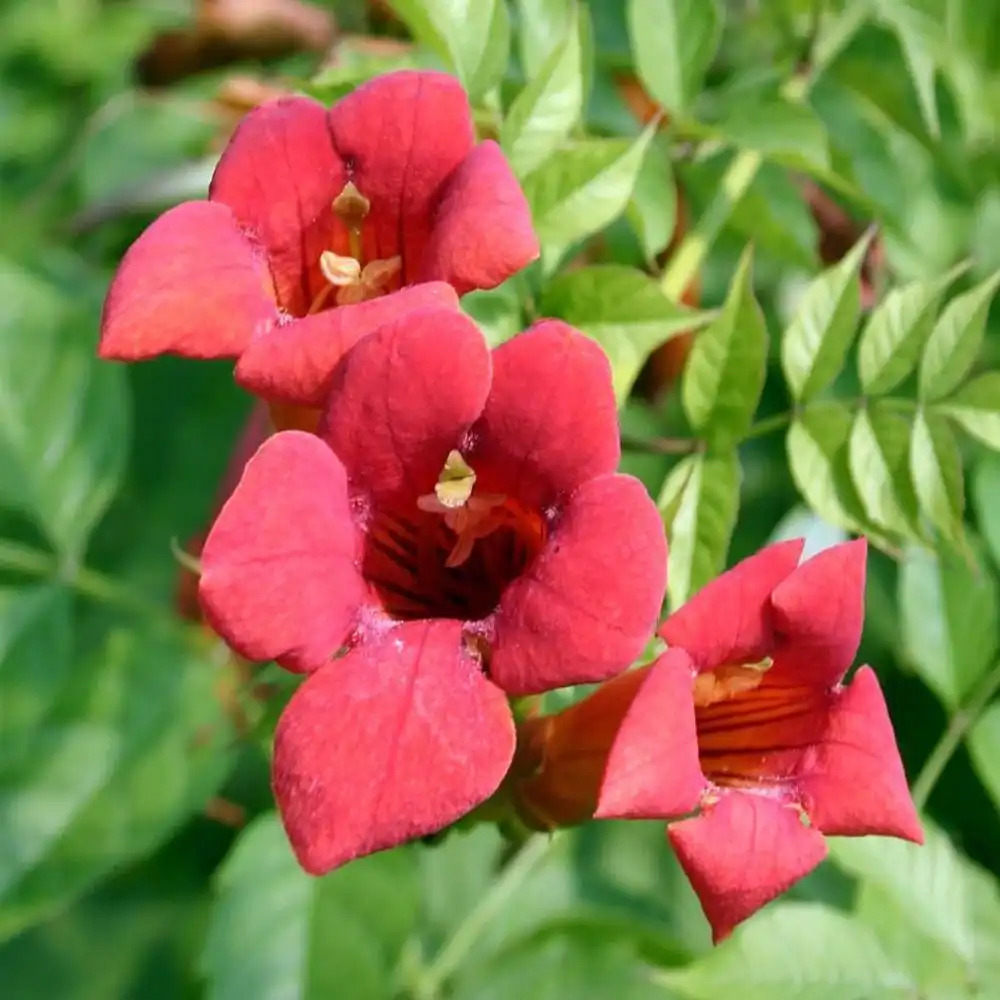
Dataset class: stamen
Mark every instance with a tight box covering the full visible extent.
[417,451,508,567]
[320,251,362,287]
[692,657,773,709]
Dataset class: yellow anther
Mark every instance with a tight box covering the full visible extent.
[417,451,508,568]
[692,658,773,708]
[320,251,361,287]
[435,450,476,508]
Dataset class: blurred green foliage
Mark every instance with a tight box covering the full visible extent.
[4,0,1000,997]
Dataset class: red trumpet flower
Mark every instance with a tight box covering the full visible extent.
[198,310,667,873]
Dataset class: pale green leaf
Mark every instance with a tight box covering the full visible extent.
[453,933,665,1000]
[523,131,655,271]
[202,813,419,1000]
[713,99,830,173]
[854,882,976,998]
[661,451,741,610]
[627,136,677,265]
[661,902,914,1000]
[681,246,768,443]
[387,0,509,100]
[0,262,129,556]
[848,404,922,538]
[780,231,874,400]
[501,11,583,177]
[919,270,1000,400]
[627,0,721,115]
[969,702,1000,819]
[910,408,965,544]
[898,544,999,708]
[831,825,1000,974]
[786,403,866,535]
[538,265,710,405]
[514,0,574,77]
[0,627,235,941]
[858,267,964,395]
[461,280,524,348]
[936,373,1000,449]
[971,453,1000,570]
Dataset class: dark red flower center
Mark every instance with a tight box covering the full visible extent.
[362,452,546,624]
[693,662,824,790]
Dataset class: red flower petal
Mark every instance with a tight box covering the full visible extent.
[199,431,366,673]
[659,539,803,670]
[767,538,867,687]
[798,666,923,843]
[320,308,491,506]
[596,649,706,819]
[99,201,276,360]
[235,283,460,406]
[273,619,515,874]
[420,141,540,294]
[470,321,620,510]
[328,71,474,284]
[210,97,343,316]
[669,792,828,942]
[490,473,667,696]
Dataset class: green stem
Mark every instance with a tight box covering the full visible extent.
[0,538,170,622]
[744,410,795,441]
[620,432,698,456]
[911,660,1000,811]
[660,148,763,301]
[412,834,560,1000]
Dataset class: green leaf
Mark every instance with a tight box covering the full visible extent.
[523,131,655,271]
[0,626,235,941]
[0,261,128,556]
[461,280,525,348]
[681,246,768,444]
[969,702,1000,818]
[713,99,830,174]
[661,902,914,1000]
[501,11,582,178]
[387,0,509,100]
[879,2,941,138]
[203,813,419,1000]
[453,932,665,1000]
[910,408,965,544]
[0,585,71,742]
[971,453,1000,570]
[830,825,1000,974]
[848,404,921,538]
[854,881,976,998]
[937,373,1000,449]
[627,136,677,265]
[898,543,999,709]
[786,403,866,535]
[919,270,1000,400]
[513,0,575,77]
[857,268,963,395]
[780,230,874,401]
[660,451,741,610]
[626,0,721,115]
[538,265,711,404]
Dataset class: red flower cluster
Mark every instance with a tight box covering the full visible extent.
[98,68,920,943]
